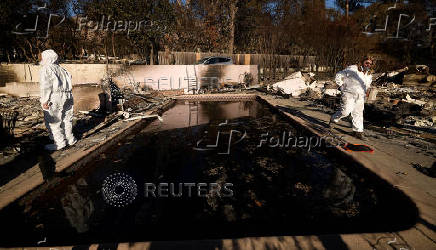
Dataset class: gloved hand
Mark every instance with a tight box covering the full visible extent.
[42,102,51,110]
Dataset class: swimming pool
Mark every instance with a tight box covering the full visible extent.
[0,99,418,247]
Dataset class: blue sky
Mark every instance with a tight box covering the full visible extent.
[325,0,374,10]
[325,0,337,9]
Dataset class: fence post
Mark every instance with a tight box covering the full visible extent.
[245,54,250,65]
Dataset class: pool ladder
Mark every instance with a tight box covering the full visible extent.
[186,65,198,94]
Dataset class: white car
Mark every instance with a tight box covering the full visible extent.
[196,56,233,65]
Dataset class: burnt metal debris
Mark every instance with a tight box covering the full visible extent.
[0,110,19,145]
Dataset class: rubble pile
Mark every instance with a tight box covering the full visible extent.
[269,71,310,97]
[0,81,169,166]
[0,95,109,138]
[0,96,49,158]
[122,91,172,113]
[370,65,436,130]
[0,95,105,163]
[0,96,43,131]
[266,71,340,99]
[266,66,436,131]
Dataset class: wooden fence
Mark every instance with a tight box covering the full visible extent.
[158,51,316,66]
[158,51,320,83]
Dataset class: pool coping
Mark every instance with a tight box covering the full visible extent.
[173,93,257,101]
[1,93,435,249]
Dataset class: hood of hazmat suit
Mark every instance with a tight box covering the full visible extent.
[39,49,73,106]
[335,65,372,95]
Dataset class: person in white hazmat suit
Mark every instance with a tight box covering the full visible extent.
[39,49,77,151]
[329,56,374,140]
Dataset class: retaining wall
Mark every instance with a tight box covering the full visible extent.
[0,64,258,90]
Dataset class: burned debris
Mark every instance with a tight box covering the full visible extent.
[264,66,436,133]
[0,77,169,174]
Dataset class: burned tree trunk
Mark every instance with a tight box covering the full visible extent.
[228,0,238,54]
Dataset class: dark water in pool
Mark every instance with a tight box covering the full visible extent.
[0,100,418,247]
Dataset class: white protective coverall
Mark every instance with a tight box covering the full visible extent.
[40,50,76,150]
[331,65,372,132]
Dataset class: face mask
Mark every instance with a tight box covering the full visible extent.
[361,66,370,73]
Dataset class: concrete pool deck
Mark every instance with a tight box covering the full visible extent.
[0,93,435,249]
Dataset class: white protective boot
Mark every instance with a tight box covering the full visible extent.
[331,92,365,133]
